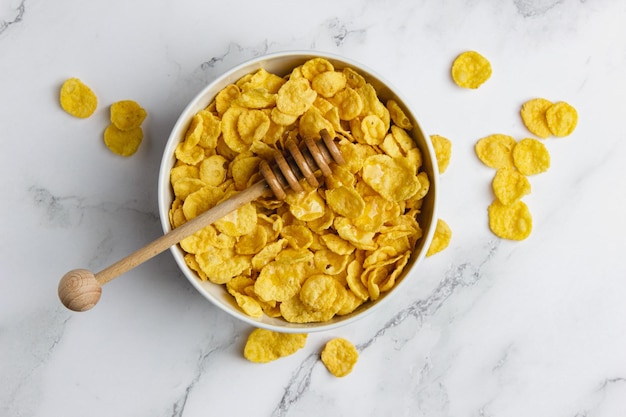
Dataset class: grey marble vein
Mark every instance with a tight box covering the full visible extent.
[1,307,71,417]
[169,334,240,417]
[271,239,499,415]
[0,0,25,36]
[514,0,565,17]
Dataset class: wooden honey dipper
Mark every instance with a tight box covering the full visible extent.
[58,129,345,312]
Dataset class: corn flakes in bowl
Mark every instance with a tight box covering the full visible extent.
[158,51,439,332]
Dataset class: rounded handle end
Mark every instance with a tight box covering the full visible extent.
[58,269,102,312]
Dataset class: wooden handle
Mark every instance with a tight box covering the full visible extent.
[58,130,344,312]
[58,181,269,311]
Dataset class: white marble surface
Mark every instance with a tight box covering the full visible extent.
[2,0,626,416]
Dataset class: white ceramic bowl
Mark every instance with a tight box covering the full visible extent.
[158,51,439,333]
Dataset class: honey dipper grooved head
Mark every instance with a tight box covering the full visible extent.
[58,269,102,312]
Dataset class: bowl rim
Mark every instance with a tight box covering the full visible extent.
[157,50,439,333]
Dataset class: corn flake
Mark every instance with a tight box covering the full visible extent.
[321,338,359,377]
[488,199,532,241]
[325,185,365,219]
[451,51,492,89]
[196,249,250,284]
[103,125,143,157]
[362,154,420,202]
[243,329,307,363]
[492,167,531,205]
[276,78,317,116]
[299,274,340,311]
[430,134,452,174]
[110,100,147,131]
[60,77,98,118]
[311,71,347,98]
[329,87,363,121]
[386,99,413,130]
[254,260,304,302]
[475,134,517,169]
[520,98,553,139]
[199,155,227,186]
[426,219,452,257]
[512,138,550,176]
[546,101,578,137]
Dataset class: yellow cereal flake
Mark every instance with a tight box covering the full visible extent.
[214,202,257,237]
[361,115,386,145]
[430,134,452,174]
[276,78,317,116]
[426,219,452,257]
[520,98,553,139]
[103,124,143,157]
[254,261,304,302]
[361,155,421,202]
[475,134,517,169]
[451,51,492,89]
[492,167,531,205]
[243,329,307,363]
[329,87,363,121]
[386,99,413,130]
[325,186,365,219]
[321,338,359,377]
[215,84,240,116]
[196,250,250,284]
[280,294,338,323]
[488,199,532,241]
[512,138,550,176]
[546,101,578,137]
[311,71,347,98]
[299,274,340,311]
[199,155,228,186]
[110,100,147,131]
[60,77,98,118]
[301,57,334,80]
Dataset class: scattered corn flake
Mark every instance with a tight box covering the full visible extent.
[110,100,147,131]
[103,124,143,157]
[243,328,307,363]
[546,101,578,137]
[426,219,452,257]
[430,134,452,174]
[512,138,550,176]
[520,98,553,139]
[492,167,531,205]
[321,338,359,377]
[488,199,532,241]
[475,134,517,169]
[60,77,98,118]
[451,51,492,89]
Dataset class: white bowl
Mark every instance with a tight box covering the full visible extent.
[158,51,439,333]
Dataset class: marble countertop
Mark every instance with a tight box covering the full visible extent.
[2,1,626,416]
